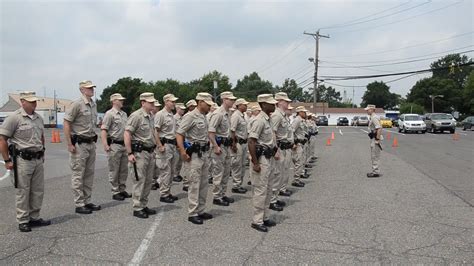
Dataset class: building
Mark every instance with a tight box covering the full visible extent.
[0,93,73,127]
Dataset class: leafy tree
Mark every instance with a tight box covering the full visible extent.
[463,70,474,114]
[188,70,232,102]
[274,79,305,102]
[97,77,145,114]
[431,53,473,87]
[361,81,400,109]
[233,72,274,101]
[406,77,460,113]
[399,102,424,115]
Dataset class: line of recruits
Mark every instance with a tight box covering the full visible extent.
[0,80,320,233]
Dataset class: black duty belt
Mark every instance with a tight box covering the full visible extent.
[216,136,233,147]
[72,134,98,145]
[107,138,124,146]
[256,145,278,159]
[17,149,45,160]
[277,141,293,150]
[186,142,211,158]
[131,141,156,153]
[295,139,307,145]
[160,138,177,145]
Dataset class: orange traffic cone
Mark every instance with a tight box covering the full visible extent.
[55,130,61,143]
[392,137,399,147]
[452,132,459,141]
[386,132,391,140]
[331,132,335,140]
[326,138,331,146]
[51,129,57,143]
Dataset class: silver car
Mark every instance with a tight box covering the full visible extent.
[424,113,456,133]
[398,114,426,133]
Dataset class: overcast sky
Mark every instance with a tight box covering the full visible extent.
[1,0,473,105]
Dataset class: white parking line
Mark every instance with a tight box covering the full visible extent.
[383,129,405,136]
[339,129,343,136]
[360,129,369,133]
[129,210,164,265]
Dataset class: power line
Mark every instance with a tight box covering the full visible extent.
[324,31,474,59]
[319,1,414,30]
[331,0,463,34]
[324,73,421,88]
[320,62,473,80]
[321,0,431,30]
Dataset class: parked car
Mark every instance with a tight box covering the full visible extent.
[356,116,369,126]
[398,114,426,133]
[316,116,328,126]
[336,117,349,126]
[351,116,359,126]
[424,113,456,133]
[380,117,393,128]
[391,118,399,127]
[461,116,474,131]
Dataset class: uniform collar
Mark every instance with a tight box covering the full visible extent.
[235,109,243,117]
[81,94,95,106]
[140,107,150,118]
[218,106,228,115]
[258,111,270,121]
[111,107,122,114]
[20,108,38,119]
[275,107,285,116]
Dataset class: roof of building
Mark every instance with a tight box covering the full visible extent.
[0,93,73,112]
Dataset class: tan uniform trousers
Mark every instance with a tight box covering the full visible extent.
[188,151,210,217]
[271,149,291,203]
[292,144,305,181]
[230,142,247,188]
[370,140,381,174]
[180,160,190,188]
[156,144,177,197]
[211,145,231,199]
[15,157,44,224]
[174,150,182,177]
[107,143,128,195]
[130,150,155,211]
[251,156,275,225]
[70,142,96,207]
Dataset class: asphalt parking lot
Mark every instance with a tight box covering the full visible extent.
[0,127,473,264]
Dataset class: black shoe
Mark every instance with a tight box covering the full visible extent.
[173,175,183,182]
[309,159,316,164]
[367,173,381,178]
[133,210,149,219]
[19,223,31,232]
[85,203,101,211]
[183,186,189,192]
[269,203,284,211]
[188,216,203,225]
[276,200,286,207]
[208,177,213,184]
[112,194,125,201]
[75,206,92,214]
[29,218,51,227]
[263,219,276,227]
[311,156,318,160]
[251,223,268,232]
[151,183,159,190]
[292,181,305,188]
[120,191,132,198]
[231,187,247,194]
[160,196,175,203]
[305,164,313,168]
[213,198,229,206]
[170,194,178,201]
[279,190,291,197]
[222,196,234,203]
[247,181,252,186]
[198,212,213,220]
[143,207,157,215]
[300,174,309,179]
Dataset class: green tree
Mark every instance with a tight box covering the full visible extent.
[431,53,473,87]
[463,70,474,114]
[274,79,305,101]
[188,70,232,101]
[361,81,400,109]
[318,85,346,107]
[97,77,145,114]
[406,77,460,113]
[399,102,424,115]
[233,72,274,101]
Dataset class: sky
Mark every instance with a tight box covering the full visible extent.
[1,0,473,106]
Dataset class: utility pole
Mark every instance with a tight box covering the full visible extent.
[304,29,329,110]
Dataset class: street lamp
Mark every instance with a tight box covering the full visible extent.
[213,80,218,102]
[429,94,444,113]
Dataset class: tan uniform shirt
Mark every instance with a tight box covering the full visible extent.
[369,113,382,131]
[154,109,176,140]
[208,106,230,138]
[176,108,209,144]
[270,108,290,141]
[126,108,155,147]
[292,116,306,140]
[175,113,183,128]
[101,107,127,141]
[64,95,97,138]
[0,108,44,151]
[248,112,275,148]
[230,109,248,140]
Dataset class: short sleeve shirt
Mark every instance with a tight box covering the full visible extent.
[271,108,290,141]
[64,95,97,138]
[101,107,127,141]
[154,109,176,139]
[248,112,275,148]
[292,116,306,140]
[125,108,155,147]
[176,108,209,144]
[208,106,230,137]
[230,109,248,139]
[369,113,382,131]
[0,108,44,151]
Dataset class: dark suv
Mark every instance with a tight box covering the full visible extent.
[316,116,328,126]
[337,117,349,126]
